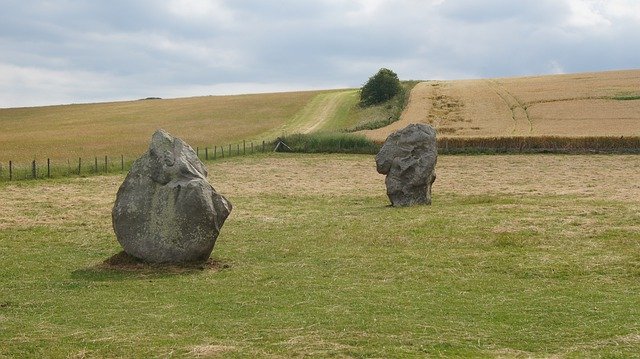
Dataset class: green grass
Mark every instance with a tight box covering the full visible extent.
[345,81,420,132]
[1,154,639,357]
[313,90,360,132]
[612,92,640,101]
[273,133,379,154]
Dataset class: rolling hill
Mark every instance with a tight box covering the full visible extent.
[362,69,640,142]
[1,69,639,163]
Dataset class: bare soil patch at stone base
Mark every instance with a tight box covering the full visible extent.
[100,251,231,272]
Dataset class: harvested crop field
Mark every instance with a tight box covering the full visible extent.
[364,69,640,141]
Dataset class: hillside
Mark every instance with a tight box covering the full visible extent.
[0,90,337,162]
[2,69,639,163]
[362,69,640,141]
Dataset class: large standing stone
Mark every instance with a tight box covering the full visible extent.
[375,123,437,206]
[112,129,232,263]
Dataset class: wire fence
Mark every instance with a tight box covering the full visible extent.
[3,136,638,182]
[0,140,272,182]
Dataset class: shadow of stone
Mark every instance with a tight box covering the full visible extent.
[71,251,232,282]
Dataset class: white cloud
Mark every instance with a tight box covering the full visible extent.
[565,0,611,28]
[166,0,235,25]
[0,63,123,107]
[0,0,638,107]
[604,0,640,21]
[548,60,566,75]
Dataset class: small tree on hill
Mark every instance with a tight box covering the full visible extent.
[360,68,402,106]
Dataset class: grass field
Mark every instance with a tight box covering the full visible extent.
[1,153,639,357]
[0,90,334,162]
[364,69,640,142]
[2,70,639,164]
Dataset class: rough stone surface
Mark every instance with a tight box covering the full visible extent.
[112,129,232,263]
[375,123,437,206]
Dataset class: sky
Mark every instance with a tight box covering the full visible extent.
[1,0,639,108]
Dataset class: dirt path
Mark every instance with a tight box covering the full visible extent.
[260,90,355,139]
[301,91,352,134]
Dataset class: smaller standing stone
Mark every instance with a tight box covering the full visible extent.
[375,123,437,206]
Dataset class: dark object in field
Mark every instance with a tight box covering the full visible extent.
[112,129,232,264]
[273,138,292,152]
[375,123,437,206]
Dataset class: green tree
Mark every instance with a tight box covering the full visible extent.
[360,68,402,106]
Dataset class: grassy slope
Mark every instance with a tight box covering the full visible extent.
[262,90,358,137]
[1,154,639,357]
[0,91,325,162]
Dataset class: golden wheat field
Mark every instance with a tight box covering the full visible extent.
[0,91,325,162]
[363,69,640,141]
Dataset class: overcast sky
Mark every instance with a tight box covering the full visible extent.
[1,0,639,108]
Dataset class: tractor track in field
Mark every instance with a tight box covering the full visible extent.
[486,80,533,134]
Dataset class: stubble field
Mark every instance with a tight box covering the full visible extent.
[363,69,640,141]
[1,153,639,357]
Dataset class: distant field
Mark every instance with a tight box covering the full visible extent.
[0,91,332,162]
[1,153,639,357]
[3,70,639,163]
[363,69,640,141]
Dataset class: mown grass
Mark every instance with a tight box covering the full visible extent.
[3,134,639,183]
[1,154,639,357]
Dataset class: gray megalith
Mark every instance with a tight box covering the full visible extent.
[112,129,232,263]
[375,123,437,206]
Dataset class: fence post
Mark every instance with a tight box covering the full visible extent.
[104,156,108,173]
[262,140,265,152]
[94,157,98,173]
[32,160,36,179]
[205,147,209,160]
[78,157,82,175]
[237,144,240,155]
[197,147,199,158]
[221,146,224,158]
[9,161,12,181]
[214,146,217,160]
[251,141,254,154]
[47,158,51,178]
[243,140,246,155]
[121,155,124,171]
